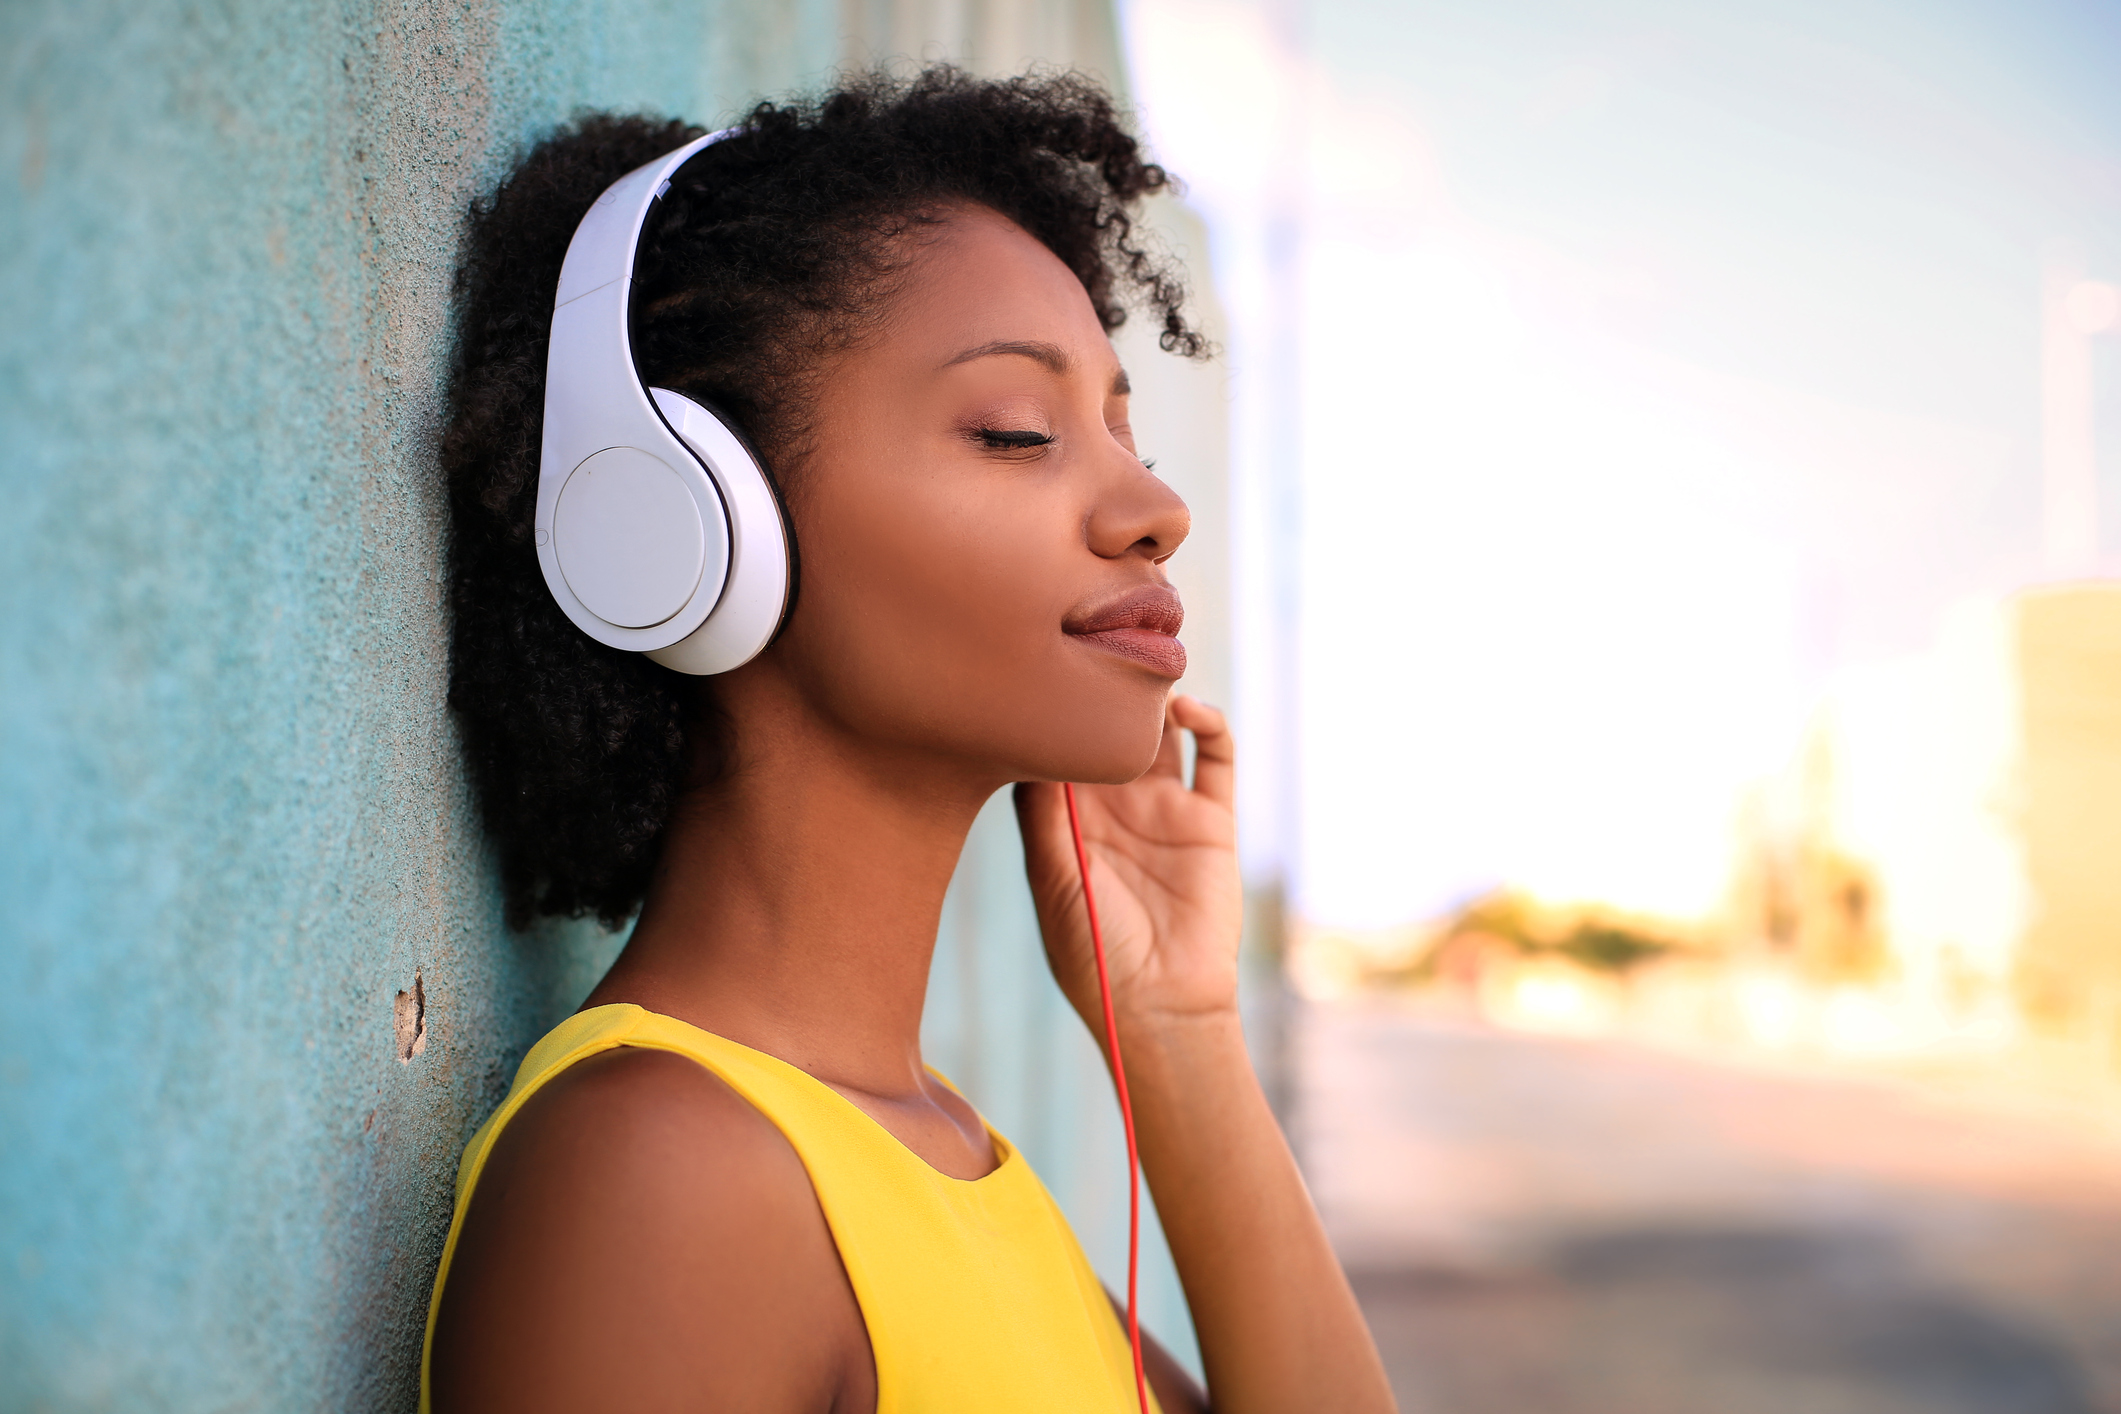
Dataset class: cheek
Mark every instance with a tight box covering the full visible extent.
[806,473,1067,696]
[785,466,1163,777]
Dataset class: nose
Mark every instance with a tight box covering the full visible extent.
[1086,452,1191,565]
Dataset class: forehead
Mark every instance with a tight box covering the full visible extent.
[888,206,1114,362]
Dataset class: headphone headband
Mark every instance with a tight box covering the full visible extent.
[551,128,733,312]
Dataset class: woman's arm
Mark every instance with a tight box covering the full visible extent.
[1016,696,1396,1414]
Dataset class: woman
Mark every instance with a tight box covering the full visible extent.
[426,67,1393,1413]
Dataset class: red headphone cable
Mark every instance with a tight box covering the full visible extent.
[1063,783,1150,1414]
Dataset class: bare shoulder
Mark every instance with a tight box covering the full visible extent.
[429,1045,874,1414]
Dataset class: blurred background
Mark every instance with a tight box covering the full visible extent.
[1122,0,2121,1410]
[6,0,2121,1409]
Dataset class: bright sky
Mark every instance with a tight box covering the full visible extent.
[1123,0,2121,927]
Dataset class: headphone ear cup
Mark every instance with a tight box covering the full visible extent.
[643,389,796,675]
[550,446,717,630]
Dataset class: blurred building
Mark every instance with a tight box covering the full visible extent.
[2014,586,2121,1039]
[1301,582,2121,1081]
[1728,584,2121,1058]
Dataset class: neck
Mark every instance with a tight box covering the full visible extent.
[585,680,995,1102]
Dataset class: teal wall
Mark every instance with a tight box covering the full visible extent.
[0,0,1213,1407]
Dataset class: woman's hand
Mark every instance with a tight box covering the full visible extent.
[1018,697,1398,1413]
[1014,694,1243,1041]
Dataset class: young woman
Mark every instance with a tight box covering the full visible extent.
[424,68,1393,1414]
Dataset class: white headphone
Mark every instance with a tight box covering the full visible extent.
[535,130,794,676]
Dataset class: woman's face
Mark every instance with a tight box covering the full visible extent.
[748,204,1192,787]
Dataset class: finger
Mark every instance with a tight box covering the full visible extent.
[1171,695,1235,806]
[1145,694,1185,780]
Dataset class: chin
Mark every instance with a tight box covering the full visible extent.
[1023,690,1169,785]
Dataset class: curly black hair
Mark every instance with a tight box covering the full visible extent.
[444,66,1205,928]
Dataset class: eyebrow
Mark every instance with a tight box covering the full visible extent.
[942,338,1132,396]
[942,339,1072,374]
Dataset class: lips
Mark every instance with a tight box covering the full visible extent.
[1066,585,1187,679]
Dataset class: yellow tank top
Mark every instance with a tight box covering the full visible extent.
[420,1003,1159,1413]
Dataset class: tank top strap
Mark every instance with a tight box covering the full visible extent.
[470,1001,1017,1197]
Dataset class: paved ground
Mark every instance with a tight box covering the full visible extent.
[1295,997,2121,1414]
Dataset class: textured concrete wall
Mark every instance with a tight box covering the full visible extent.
[0,0,1222,1405]
[0,3,841,1407]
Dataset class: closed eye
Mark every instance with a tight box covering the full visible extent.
[978,428,1054,449]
